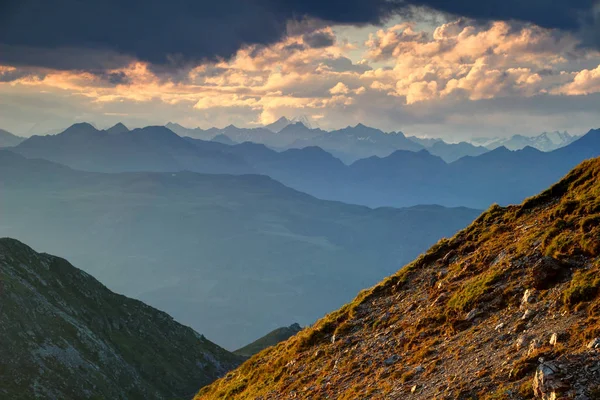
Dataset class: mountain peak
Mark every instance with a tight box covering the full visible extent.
[265,116,313,133]
[165,121,185,129]
[197,157,600,400]
[274,116,290,123]
[61,122,99,136]
[105,122,129,135]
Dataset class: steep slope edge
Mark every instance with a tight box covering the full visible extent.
[0,238,242,400]
[234,324,303,358]
[197,157,600,399]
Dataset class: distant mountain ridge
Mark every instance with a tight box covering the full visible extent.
[471,131,579,151]
[0,129,24,147]
[13,123,251,174]
[0,150,480,348]
[12,123,600,209]
[0,238,241,400]
[165,121,482,163]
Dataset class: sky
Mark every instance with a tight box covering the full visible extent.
[1,0,600,140]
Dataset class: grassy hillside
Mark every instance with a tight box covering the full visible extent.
[197,157,600,399]
[0,238,242,400]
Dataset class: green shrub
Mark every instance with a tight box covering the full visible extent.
[564,270,600,307]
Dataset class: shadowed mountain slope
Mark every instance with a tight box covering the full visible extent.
[0,238,242,400]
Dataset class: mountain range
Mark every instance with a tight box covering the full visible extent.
[0,128,24,147]
[197,156,600,399]
[14,123,250,174]
[0,238,242,400]
[166,121,486,163]
[0,150,478,349]
[10,123,600,209]
[471,131,579,152]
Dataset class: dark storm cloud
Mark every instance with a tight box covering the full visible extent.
[0,0,598,71]
[303,31,336,48]
[103,71,130,85]
[409,0,595,31]
[0,68,39,82]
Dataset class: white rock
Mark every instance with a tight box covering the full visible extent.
[528,339,542,356]
[587,338,600,349]
[465,309,479,321]
[549,333,559,346]
[521,289,537,309]
[516,335,531,350]
[522,309,536,320]
[533,362,560,399]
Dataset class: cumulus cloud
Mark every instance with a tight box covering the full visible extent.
[556,65,600,95]
[2,14,600,137]
[329,82,350,94]
[362,20,595,103]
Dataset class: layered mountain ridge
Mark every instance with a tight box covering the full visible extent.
[0,150,479,349]
[10,123,600,209]
[0,128,24,147]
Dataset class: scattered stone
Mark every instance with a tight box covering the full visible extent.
[442,250,456,265]
[531,257,567,290]
[414,365,425,373]
[465,309,480,321]
[495,322,505,331]
[587,338,600,349]
[533,362,568,400]
[528,339,542,356]
[384,355,400,366]
[521,289,537,309]
[498,333,511,341]
[512,320,528,334]
[331,334,336,344]
[516,335,532,350]
[411,385,419,394]
[430,293,448,307]
[549,333,559,346]
[522,309,536,320]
